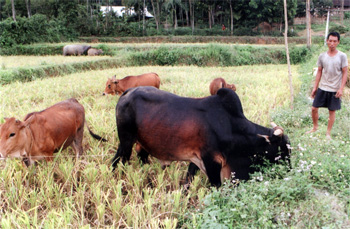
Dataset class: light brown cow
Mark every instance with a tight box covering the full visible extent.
[63,44,91,56]
[209,77,236,95]
[102,72,160,96]
[0,98,106,166]
[88,48,103,56]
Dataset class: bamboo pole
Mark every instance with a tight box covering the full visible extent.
[306,0,311,49]
[284,0,294,108]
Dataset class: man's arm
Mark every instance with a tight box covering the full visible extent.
[335,66,348,98]
[311,66,323,98]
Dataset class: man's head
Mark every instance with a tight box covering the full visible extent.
[327,32,340,41]
[327,32,340,51]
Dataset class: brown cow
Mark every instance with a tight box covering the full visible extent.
[0,98,106,166]
[209,77,236,95]
[102,72,160,96]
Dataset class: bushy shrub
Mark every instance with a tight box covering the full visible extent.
[289,46,311,64]
[95,44,113,56]
[128,44,309,67]
[232,27,258,36]
[114,22,144,37]
[0,14,77,47]
[0,44,64,55]
[0,18,18,46]
[329,25,349,34]
[173,27,193,36]
[345,12,350,19]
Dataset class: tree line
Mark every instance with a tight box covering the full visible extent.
[0,0,334,46]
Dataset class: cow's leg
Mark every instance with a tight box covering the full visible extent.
[228,157,251,181]
[113,110,138,170]
[72,128,84,158]
[111,131,136,171]
[202,154,222,187]
[71,140,83,158]
[135,143,149,164]
[185,162,200,186]
[111,142,134,171]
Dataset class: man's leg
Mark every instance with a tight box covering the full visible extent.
[306,106,319,133]
[326,110,336,139]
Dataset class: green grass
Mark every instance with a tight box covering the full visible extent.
[0,64,299,227]
[1,55,110,69]
[1,44,310,85]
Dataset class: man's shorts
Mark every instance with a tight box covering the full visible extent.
[312,88,341,111]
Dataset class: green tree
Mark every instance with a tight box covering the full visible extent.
[312,0,333,17]
[150,0,164,31]
[164,0,184,29]
[248,0,297,25]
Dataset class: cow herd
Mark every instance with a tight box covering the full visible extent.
[0,71,291,188]
[63,44,103,56]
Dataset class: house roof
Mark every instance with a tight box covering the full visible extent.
[100,6,154,18]
[333,0,350,7]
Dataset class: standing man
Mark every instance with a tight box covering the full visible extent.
[307,32,348,140]
[222,24,226,31]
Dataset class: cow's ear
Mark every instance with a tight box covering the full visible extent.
[22,116,34,128]
[112,75,116,79]
[15,119,27,129]
[273,129,283,137]
[257,134,270,143]
[271,122,284,137]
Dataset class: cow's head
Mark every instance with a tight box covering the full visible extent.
[257,122,291,167]
[96,49,103,55]
[226,83,237,92]
[0,117,30,159]
[102,75,119,96]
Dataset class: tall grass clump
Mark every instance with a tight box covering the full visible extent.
[0,44,64,56]
[2,44,310,85]
[0,58,126,85]
[129,44,312,66]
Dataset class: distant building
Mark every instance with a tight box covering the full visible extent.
[100,6,154,18]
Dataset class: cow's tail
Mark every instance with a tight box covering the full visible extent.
[85,121,107,142]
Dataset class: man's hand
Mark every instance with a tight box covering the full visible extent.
[311,88,317,98]
[335,88,343,98]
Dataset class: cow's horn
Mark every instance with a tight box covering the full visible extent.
[271,122,277,128]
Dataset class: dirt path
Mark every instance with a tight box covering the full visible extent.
[298,29,326,37]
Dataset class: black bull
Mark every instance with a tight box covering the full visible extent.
[112,86,291,187]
